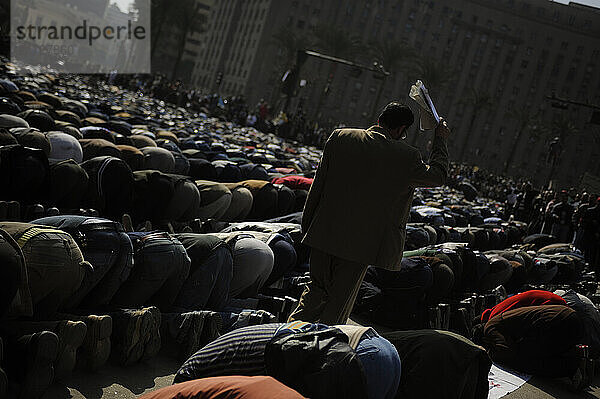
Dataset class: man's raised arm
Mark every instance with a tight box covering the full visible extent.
[409,119,451,188]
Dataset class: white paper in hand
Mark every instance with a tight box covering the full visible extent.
[409,80,441,131]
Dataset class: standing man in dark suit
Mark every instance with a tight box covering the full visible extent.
[288,102,451,324]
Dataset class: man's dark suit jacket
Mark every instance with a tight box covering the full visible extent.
[301,126,449,271]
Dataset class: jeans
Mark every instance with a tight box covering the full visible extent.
[230,237,273,298]
[356,329,401,399]
[31,216,134,309]
[265,238,297,287]
[165,180,201,222]
[221,186,253,222]
[21,231,86,315]
[174,245,233,311]
[111,233,191,311]
[70,229,133,309]
[196,181,232,221]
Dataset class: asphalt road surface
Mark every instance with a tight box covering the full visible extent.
[40,354,600,399]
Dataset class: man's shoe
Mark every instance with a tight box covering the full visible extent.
[7,201,20,221]
[141,306,161,361]
[111,309,150,366]
[439,303,451,330]
[257,295,286,321]
[172,311,207,361]
[282,296,299,321]
[200,312,222,346]
[52,321,87,380]
[0,201,8,221]
[18,331,59,399]
[76,315,113,371]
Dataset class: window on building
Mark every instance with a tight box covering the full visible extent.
[297,20,305,28]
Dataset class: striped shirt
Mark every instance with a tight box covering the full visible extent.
[174,324,283,384]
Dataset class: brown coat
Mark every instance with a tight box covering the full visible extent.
[301,126,448,270]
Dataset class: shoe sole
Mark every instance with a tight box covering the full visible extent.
[77,316,112,371]
[7,201,20,221]
[54,322,87,381]
[20,331,59,399]
[141,307,161,361]
[200,312,222,348]
[117,311,147,366]
[179,312,204,361]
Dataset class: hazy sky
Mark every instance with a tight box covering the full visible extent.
[550,0,600,7]
[111,0,133,12]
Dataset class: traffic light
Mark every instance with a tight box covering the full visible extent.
[215,71,223,86]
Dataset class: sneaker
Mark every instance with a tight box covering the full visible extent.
[76,315,113,371]
[111,309,150,366]
[52,321,87,381]
[18,331,59,399]
[141,306,161,361]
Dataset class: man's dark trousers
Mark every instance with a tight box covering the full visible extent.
[288,248,367,325]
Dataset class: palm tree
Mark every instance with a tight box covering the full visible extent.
[312,24,364,60]
[551,114,579,144]
[413,57,454,90]
[270,26,314,69]
[545,114,578,187]
[503,107,544,174]
[368,40,418,74]
[148,0,171,58]
[457,88,493,161]
[311,24,364,118]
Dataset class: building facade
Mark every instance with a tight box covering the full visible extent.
[151,0,212,81]
[190,0,600,188]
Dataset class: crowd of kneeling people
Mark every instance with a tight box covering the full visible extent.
[0,63,598,398]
